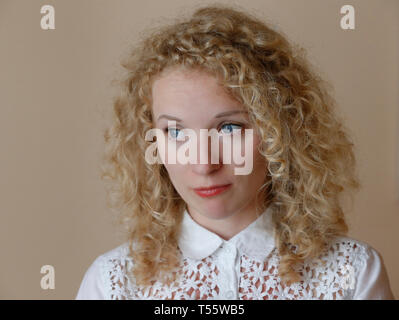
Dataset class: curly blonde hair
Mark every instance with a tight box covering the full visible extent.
[101,3,361,288]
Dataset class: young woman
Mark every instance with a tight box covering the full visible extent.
[76,4,394,300]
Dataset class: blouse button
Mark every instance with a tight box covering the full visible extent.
[225,290,234,299]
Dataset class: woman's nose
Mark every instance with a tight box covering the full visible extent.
[191,132,222,175]
[191,162,222,175]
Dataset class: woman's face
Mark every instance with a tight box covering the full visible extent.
[151,67,268,221]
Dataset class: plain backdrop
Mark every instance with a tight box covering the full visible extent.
[0,0,398,299]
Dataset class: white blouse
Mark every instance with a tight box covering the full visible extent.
[75,207,395,300]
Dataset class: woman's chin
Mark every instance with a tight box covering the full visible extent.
[195,202,233,220]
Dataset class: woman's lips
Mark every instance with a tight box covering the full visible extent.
[193,184,232,198]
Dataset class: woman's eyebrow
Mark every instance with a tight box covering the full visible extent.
[157,114,183,122]
[157,110,248,122]
[214,110,248,118]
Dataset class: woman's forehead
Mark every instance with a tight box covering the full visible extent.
[152,68,245,118]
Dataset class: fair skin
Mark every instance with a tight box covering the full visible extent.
[151,67,269,240]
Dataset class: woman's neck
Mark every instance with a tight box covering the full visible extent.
[186,201,266,241]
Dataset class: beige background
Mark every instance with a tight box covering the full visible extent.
[0,0,398,299]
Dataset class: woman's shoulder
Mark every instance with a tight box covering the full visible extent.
[302,235,395,299]
[76,242,134,300]
[296,235,378,273]
[308,235,385,275]
[96,241,135,280]
[322,235,383,266]
[324,235,371,259]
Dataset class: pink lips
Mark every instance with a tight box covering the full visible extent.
[193,184,232,198]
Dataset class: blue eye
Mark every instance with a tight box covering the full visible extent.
[165,128,184,140]
[164,123,243,140]
[220,123,242,134]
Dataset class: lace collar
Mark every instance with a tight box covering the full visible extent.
[177,206,276,261]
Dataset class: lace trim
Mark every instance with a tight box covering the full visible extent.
[98,237,368,300]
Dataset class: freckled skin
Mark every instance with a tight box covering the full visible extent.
[152,67,269,240]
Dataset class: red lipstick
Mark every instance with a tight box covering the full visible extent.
[193,184,232,198]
